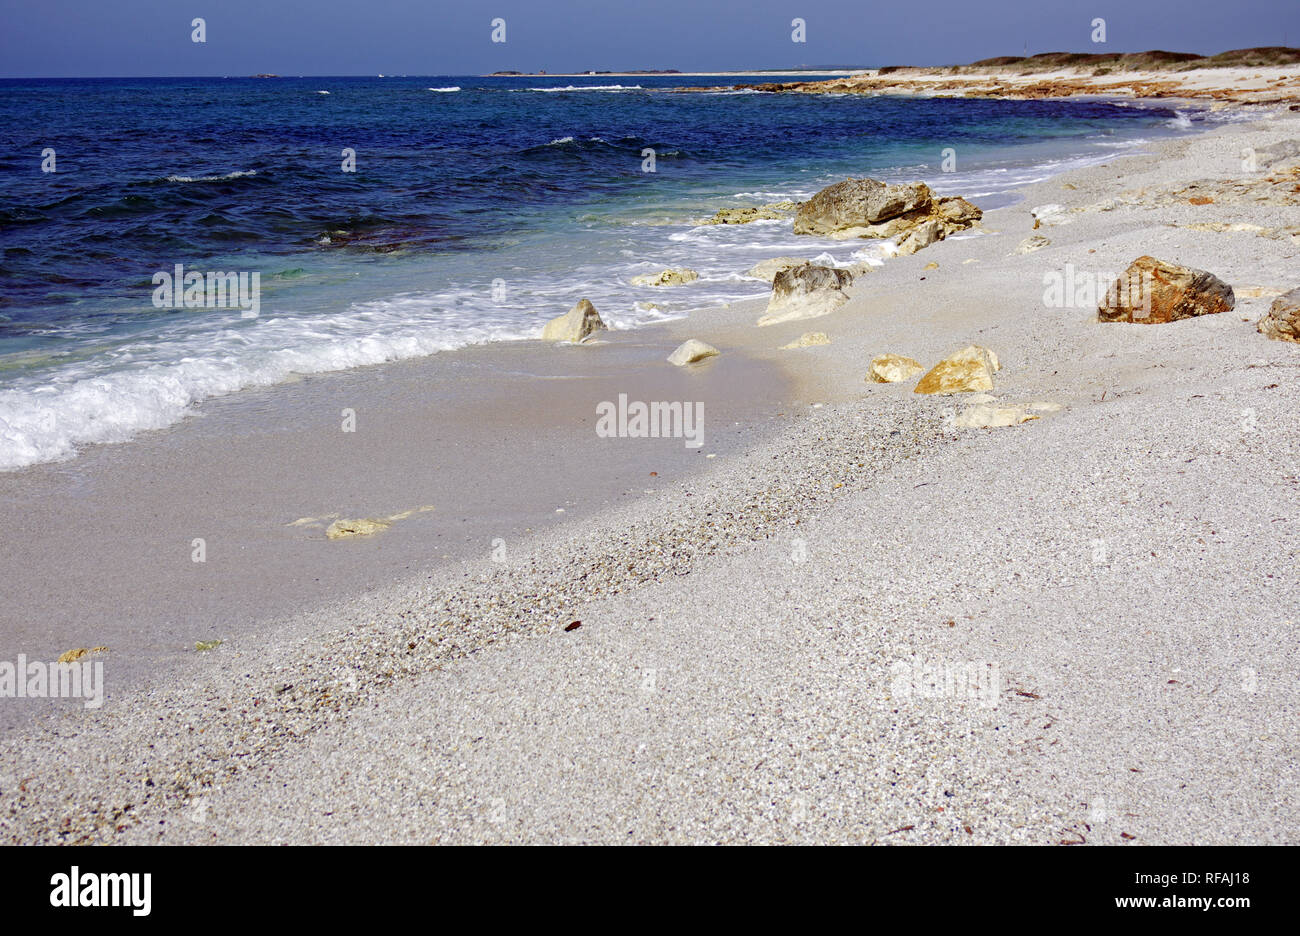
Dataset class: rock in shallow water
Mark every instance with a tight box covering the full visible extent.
[1258,287,1300,343]
[631,268,699,287]
[667,339,720,366]
[746,257,810,283]
[1097,256,1234,324]
[792,177,981,255]
[541,298,606,342]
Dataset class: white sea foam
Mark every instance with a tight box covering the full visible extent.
[526,84,644,92]
[427,86,461,92]
[163,170,258,183]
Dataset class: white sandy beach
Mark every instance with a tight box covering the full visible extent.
[2,103,1299,845]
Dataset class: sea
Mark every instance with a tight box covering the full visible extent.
[0,74,1223,469]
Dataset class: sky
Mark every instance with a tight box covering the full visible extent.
[1,0,1297,78]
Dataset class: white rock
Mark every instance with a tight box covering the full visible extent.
[541,298,606,343]
[667,339,720,366]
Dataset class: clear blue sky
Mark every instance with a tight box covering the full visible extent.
[1,0,1297,78]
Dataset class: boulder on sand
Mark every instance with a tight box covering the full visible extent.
[1097,255,1234,324]
[780,331,832,349]
[1257,287,1300,343]
[541,298,606,343]
[667,339,720,366]
[868,354,924,383]
[914,346,1001,395]
[757,263,854,326]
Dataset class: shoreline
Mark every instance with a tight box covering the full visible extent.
[3,106,1300,843]
[702,62,1300,105]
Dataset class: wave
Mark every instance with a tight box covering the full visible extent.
[161,170,258,183]
[526,84,644,92]
[427,86,461,92]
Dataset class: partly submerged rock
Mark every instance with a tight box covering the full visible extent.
[780,331,832,349]
[1258,287,1300,342]
[541,298,606,342]
[704,202,799,225]
[326,518,391,539]
[1097,255,1234,324]
[757,263,853,326]
[667,339,720,365]
[914,345,1001,395]
[746,257,808,283]
[792,178,981,256]
[631,268,699,287]
[868,354,924,383]
[794,179,933,235]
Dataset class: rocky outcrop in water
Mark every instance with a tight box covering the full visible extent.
[631,269,699,287]
[792,178,981,255]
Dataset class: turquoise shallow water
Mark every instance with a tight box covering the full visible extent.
[0,74,1208,468]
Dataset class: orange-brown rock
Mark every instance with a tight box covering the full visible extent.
[1098,256,1234,324]
[1258,287,1300,343]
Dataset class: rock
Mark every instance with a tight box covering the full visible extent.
[195,640,223,651]
[1030,204,1071,227]
[1258,287,1300,342]
[541,298,606,342]
[757,263,853,326]
[746,257,808,283]
[56,647,108,664]
[793,178,934,235]
[1097,256,1235,324]
[326,518,392,539]
[631,268,699,287]
[954,399,1061,428]
[1016,235,1051,254]
[780,331,832,349]
[923,262,939,270]
[935,196,982,227]
[868,354,924,383]
[895,218,947,256]
[1254,139,1300,168]
[954,405,1040,428]
[667,339,720,365]
[704,202,799,225]
[792,178,981,257]
[914,345,1001,395]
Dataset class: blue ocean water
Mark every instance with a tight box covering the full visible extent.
[0,75,1208,469]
